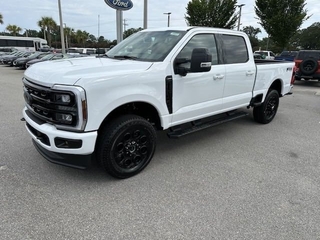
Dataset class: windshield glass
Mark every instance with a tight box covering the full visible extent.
[41,54,54,60]
[107,30,187,62]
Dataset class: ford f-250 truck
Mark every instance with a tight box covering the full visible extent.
[22,27,294,178]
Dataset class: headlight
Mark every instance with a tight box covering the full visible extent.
[52,85,87,131]
[54,93,73,104]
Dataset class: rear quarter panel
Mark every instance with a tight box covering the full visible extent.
[254,62,294,101]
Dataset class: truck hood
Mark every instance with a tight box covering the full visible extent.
[24,57,153,87]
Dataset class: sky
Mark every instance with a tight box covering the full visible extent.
[1,0,320,41]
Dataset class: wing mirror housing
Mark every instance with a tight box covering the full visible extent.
[174,48,212,76]
[189,48,212,73]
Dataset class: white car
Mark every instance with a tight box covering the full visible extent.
[22,27,294,178]
[254,50,276,60]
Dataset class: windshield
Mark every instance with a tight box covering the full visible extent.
[41,54,54,60]
[107,30,187,62]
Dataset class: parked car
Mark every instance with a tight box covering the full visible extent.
[254,50,276,60]
[253,53,263,59]
[1,51,31,65]
[67,47,96,55]
[22,27,294,179]
[0,51,24,63]
[0,47,18,56]
[294,50,320,81]
[25,53,85,68]
[274,51,298,61]
[13,52,50,69]
[3,51,33,66]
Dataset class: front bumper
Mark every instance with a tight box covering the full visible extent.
[23,107,98,169]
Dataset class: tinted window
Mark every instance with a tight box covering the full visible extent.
[0,40,6,46]
[177,34,218,66]
[222,35,248,64]
[297,51,320,60]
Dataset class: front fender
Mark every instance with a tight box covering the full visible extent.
[84,84,169,131]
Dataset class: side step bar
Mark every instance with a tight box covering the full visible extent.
[167,111,248,139]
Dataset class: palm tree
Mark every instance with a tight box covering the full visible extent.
[75,30,90,47]
[0,13,3,25]
[6,24,22,36]
[37,16,57,47]
[64,27,74,48]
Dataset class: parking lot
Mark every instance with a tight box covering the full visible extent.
[1,64,320,239]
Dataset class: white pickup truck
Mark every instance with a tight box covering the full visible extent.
[22,27,294,178]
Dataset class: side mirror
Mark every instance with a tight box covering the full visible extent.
[190,48,212,73]
[174,58,188,76]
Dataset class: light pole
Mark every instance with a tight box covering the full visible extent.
[236,4,245,31]
[58,0,66,54]
[64,23,68,49]
[24,28,28,37]
[143,0,147,29]
[163,12,171,27]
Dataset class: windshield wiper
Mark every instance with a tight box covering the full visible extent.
[113,55,138,60]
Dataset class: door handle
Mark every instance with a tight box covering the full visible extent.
[213,75,224,80]
[246,71,255,76]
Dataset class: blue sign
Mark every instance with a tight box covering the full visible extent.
[104,0,133,11]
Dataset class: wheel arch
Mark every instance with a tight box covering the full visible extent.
[98,101,163,134]
[269,79,283,96]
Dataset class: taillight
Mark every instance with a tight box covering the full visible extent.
[290,68,295,85]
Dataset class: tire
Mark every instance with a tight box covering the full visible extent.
[96,115,157,179]
[300,58,318,75]
[253,90,279,124]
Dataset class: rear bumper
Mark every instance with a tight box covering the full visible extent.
[295,71,320,79]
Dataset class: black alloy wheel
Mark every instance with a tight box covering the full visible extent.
[96,115,156,179]
[253,90,280,124]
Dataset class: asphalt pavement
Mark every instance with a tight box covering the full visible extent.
[1,65,320,240]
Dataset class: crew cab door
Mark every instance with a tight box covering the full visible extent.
[219,34,256,109]
[171,33,226,125]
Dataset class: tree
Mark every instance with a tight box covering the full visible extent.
[255,0,309,49]
[6,24,22,36]
[185,0,238,29]
[242,26,261,38]
[0,13,3,25]
[23,29,40,38]
[75,30,90,47]
[123,27,143,39]
[294,22,320,49]
[242,26,261,50]
[37,16,57,46]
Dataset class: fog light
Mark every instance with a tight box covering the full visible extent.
[56,113,73,124]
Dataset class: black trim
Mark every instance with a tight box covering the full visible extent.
[165,76,173,114]
[250,94,263,107]
[32,139,92,169]
[25,109,45,125]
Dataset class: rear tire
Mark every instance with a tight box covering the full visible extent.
[96,115,157,179]
[253,90,279,124]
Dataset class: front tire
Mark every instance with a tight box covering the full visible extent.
[253,90,280,124]
[96,115,157,179]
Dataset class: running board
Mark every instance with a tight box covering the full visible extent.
[167,111,248,139]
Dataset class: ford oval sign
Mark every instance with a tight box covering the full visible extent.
[104,0,133,11]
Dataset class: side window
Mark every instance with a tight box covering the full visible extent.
[176,34,218,66]
[221,35,248,64]
[270,52,275,57]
